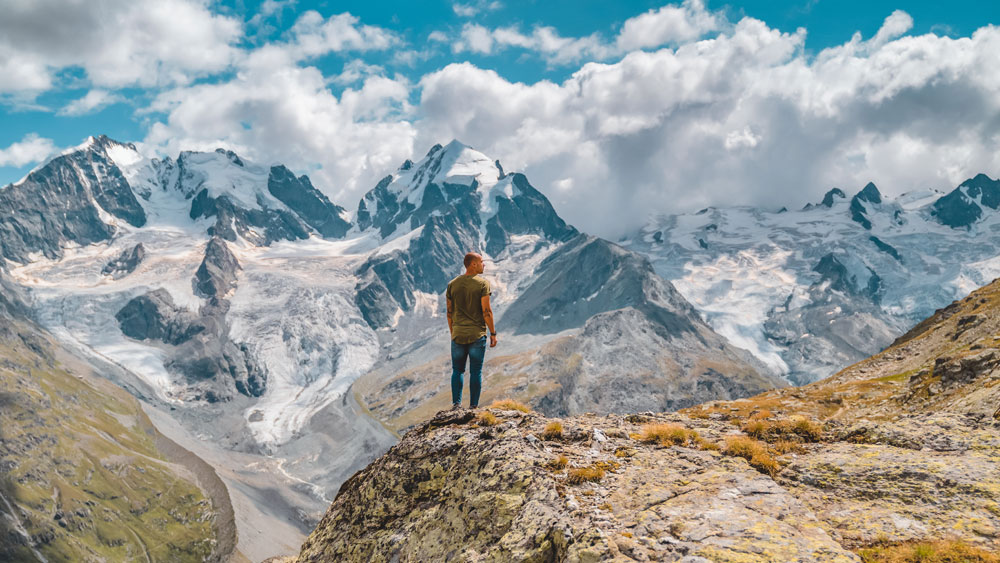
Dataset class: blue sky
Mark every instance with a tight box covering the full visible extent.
[2,0,999,235]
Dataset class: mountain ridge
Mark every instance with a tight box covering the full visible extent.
[627,173,1000,385]
[0,133,779,559]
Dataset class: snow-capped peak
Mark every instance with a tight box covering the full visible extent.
[355,139,519,241]
[388,139,502,203]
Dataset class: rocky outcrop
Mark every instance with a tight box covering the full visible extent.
[297,407,846,562]
[116,289,205,345]
[502,234,697,336]
[820,187,846,207]
[293,404,1000,562]
[867,235,901,261]
[102,242,146,278]
[294,378,1000,562]
[848,182,881,230]
[195,236,241,300]
[112,239,265,401]
[812,252,881,303]
[114,287,264,401]
[267,165,350,239]
[931,173,1000,229]
[0,135,145,263]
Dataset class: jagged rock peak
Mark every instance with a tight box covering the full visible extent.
[854,181,882,204]
[820,187,846,207]
[88,134,137,152]
[213,147,245,166]
[194,236,241,299]
[958,173,1000,209]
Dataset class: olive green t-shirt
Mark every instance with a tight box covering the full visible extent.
[446,274,491,344]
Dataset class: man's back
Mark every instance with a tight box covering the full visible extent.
[446,274,491,344]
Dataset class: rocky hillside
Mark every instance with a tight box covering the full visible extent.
[0,270,233,561]
[284,277,1000,562]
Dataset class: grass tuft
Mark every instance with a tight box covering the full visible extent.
[545,455,568,471]
[541,421,564,441]
[739,416,824,444]
[567,465,605,485]
[476,411,498,426]
[489,399,532,413]
[638,423,699,447]
[723,436,781,476]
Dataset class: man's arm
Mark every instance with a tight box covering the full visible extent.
[481,294,497,348]
[446,297,454,334]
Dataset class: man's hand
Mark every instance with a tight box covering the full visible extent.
[490,333,498,348]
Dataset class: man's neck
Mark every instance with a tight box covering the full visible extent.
[463,270,477,276]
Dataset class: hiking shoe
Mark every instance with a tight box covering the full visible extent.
[450,402,462,411]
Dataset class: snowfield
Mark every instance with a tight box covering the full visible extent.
[626,185,1000,383]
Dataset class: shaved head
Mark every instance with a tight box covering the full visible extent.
[463,252,482,268]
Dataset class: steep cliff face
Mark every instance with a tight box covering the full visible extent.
[0,135,145,263]
[288,278,1000,562]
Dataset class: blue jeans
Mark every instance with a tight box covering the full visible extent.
[451,336,486,407]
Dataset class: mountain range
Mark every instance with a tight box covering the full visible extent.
[1,135,777,561]
[5,133,1000,560]
[625,173,1000,384]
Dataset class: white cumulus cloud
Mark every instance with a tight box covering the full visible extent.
[0,133,57,168]
[57,90,124,116]
[0,0,241,94]
[616,0,722,50]
[449,0,723,64]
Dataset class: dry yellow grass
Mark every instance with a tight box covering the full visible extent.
[639,423,698,447]
[772,440,806,455]
[740,417,824,444]
[742,419,769,439]
[545,455,568,471]
[857,540,1000,563]
[541,421,564,440]
[695,436,720,451]
[567,465,605,485]
[489,399,532,413]
[723,436,781,476]
[476,411,498,426]
[591,460,621,473]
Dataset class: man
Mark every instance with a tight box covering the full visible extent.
[445,252,498,409]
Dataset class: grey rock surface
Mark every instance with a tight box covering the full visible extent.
[0,135,145,263]
[102,242,146,278]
